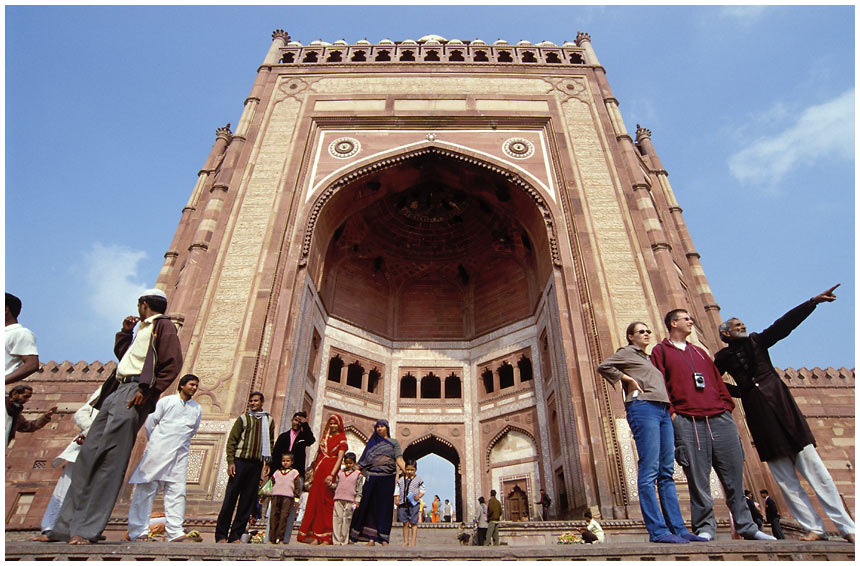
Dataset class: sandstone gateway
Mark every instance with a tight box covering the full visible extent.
[7,32,854,531]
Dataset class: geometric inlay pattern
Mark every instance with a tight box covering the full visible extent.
[502,137,535,159]
[329,137,361,159]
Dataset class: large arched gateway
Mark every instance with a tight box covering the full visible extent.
[5,32,854,537]
[286,147,579,521]
[140,31,742,523]
[1,31,764,528]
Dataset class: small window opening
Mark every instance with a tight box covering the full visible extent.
[420,372,441,399]
[327,354,344,382]
[346,361,364,389]
[400,373,417,398]
[368,368,381,394]
[482,367,494,394]
[498,361,515,389]
[445,373,462,399]
[518,356,533,382]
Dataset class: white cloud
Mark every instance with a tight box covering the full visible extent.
[727,89,854,188]
[83,242,148,324]
[719,6,768,26]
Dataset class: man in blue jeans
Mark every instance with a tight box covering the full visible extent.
[598,321,705,544]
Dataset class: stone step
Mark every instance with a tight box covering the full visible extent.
[5,539,854,561]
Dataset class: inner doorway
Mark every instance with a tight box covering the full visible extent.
[403,434,462,522]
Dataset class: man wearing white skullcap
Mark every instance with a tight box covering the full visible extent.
[46,288,183,545]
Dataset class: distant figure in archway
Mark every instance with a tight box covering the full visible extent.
[431,495,441,523]
[349,419,406,545]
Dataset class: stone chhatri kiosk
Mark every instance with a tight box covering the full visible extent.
[6,32,854,534]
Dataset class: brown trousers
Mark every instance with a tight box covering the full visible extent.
[269,496,295,543]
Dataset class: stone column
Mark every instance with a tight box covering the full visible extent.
[155,124,232,289]
[575,32,601,67]
[636,127,722,342]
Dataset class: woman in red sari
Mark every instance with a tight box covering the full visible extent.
[297,414,347,545]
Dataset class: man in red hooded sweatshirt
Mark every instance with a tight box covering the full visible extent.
[650,309,773,542]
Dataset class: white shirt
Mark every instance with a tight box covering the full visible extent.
[53,386,102,467]
[129,394,201,484]
[587,518,605,542]
[5,323,38,376]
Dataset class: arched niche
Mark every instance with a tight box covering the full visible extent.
[305,148,559,341]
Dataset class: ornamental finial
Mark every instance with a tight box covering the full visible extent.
[216,123,233,140]
[272,29,291,43]
[575,31,591,46]
[635,124,652,143]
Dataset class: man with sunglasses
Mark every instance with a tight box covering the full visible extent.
[715,285,854,543]
[650,309,774,542]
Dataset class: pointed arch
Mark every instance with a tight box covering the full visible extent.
[299,145,561,268]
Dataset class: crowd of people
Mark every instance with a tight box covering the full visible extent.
[4,283,856,547]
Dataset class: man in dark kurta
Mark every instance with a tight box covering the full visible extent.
[715,284,854,543]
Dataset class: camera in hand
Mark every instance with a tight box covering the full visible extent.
[693,372,706,390]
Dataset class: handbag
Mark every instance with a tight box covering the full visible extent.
[258,478,273,497]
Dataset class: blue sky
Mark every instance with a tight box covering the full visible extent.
[5,2,854,516]
[6,5,852,370]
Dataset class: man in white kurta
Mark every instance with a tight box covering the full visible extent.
[127,374,201,542]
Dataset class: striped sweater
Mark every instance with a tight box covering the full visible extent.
[225,412,275,465]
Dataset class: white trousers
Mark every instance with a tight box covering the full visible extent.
[127,480,187,541]
[41,463,74,533]
[767,444,855,536]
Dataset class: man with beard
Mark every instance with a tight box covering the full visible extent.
[715,285,854,543]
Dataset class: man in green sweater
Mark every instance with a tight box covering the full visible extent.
[485,490,502,545]
[215,392,274,543]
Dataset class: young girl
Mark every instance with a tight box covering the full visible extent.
[269,453,301,544]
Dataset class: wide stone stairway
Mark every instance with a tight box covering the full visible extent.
[6,522,855,561]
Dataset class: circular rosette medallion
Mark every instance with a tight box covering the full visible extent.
[503,138,535,159]
[329,137,361,159]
